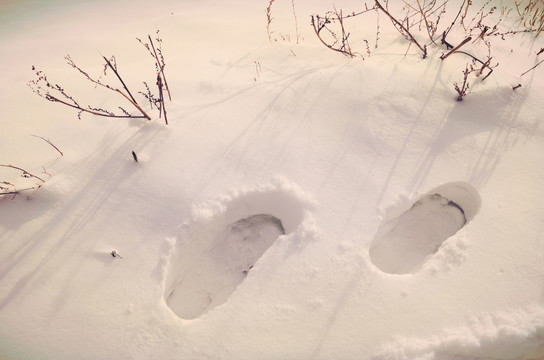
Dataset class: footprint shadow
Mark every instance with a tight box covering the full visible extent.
[369,182,481,274]
[164,187,305,320]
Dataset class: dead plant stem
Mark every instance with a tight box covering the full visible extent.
[148,35,171,101]
[0,165,45,183]
[440,36,472,60]
[374,0,427,58]
[31,135,63,156]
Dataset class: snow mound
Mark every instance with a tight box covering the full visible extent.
[164,179,311,320]
[373,306,544,360]
[370,182,480,274]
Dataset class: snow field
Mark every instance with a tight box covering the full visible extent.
[0,0,543,359]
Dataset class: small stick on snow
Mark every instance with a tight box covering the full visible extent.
[111,250,123,259]
[520,58,544,77]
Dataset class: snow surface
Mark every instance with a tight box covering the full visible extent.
[1,0,544,359]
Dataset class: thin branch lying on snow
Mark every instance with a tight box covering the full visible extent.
[111,250,123,259]
[520,57,544,77]
[31,134,64,156]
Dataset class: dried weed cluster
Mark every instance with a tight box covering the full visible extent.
[306,0,544,100]
[29,31,171,123]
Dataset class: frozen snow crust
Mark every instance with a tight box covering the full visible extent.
[1,0,544,359]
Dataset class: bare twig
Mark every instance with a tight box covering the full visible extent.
[291,0,300,44]
[31,135,64,156]
[156,75,168,125]
[0,186,42,198]
[266,0,275,42]
[521,57,544,76]
[443,0,470,39]
[454,64,471,101]
[31,31,173,123]
[311,10,356,58]
[148,34,171,101]
[45,93,146,119]
[311,15,354,57]
[440,36,472,60]
[334,6,353,56]
[111,250,123,259]
[102,55,138,105]
[453,50,495,80]
[31,56,152,121]
[415,0,437,44]
[374,0,427,58]
[311,4,377,57]
[136,32,171,124]
[0,164,46,183]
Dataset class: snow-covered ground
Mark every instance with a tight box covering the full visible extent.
[1,0,544,359]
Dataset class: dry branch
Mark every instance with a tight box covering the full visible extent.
[0,164,46,183]
[266,0,275,42]
[521,57,544,76]
[374,0,427,58]
[440,36,472,60]
[31,31,173,123]
[31,135,63,156]
[148,35,171,101]
[102,55,138,105]
[136,31,171,124]
[30,55,151,121]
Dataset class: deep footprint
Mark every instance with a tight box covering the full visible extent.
[166,214,284,319]
[164,186,305,320]
[369,182,481,274]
